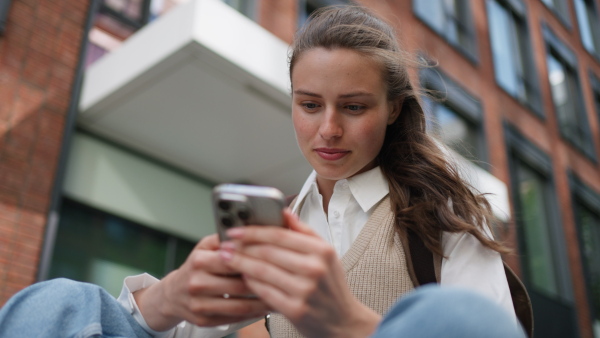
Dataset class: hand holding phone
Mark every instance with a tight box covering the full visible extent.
[213,184,286,242]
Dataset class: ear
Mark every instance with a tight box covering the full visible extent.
[387,98,403,125]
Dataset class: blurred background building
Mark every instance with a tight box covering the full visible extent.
[0,0,599,337]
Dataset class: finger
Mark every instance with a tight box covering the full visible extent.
[239,243,331,279]
[283,209,316,236]
[186,297,269,324]
[196,234,221,250]
[225,225,327,255]
[188,273,254,298]
[243,276,301,321]
[189,249,240,275]
[190,315,263,328]
[220,249,311,297]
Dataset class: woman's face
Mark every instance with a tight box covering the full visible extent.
[291,48,399,187]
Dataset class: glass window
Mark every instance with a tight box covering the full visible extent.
[0,0,11,35]
[515,162,561,297]
[49,199,195,297]
[507,126,580,336]
[546,51,595,157]
[594,82,600,114]
[298,0,347,26]
[574,201,600,337]
[85,0,153,67]
[99,0,151,29]
[413,0,477,58]
[425,100,483,164]
[540,0,571,25]
[575,0,600,57]
[592,73,600,128]
[222,0,257,20]
[103,0,145,23]
[488,0,540,113]
[421,68,486,168]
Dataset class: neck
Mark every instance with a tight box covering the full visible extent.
[316,176,337,213]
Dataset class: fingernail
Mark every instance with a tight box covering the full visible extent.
[226,227,244,238]
[220,241,236,251]
[219,250,233,261]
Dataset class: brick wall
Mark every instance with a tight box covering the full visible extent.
[0,0,90,306]
[257,0,296,44]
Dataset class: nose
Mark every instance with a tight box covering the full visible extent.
[319,108,343,140]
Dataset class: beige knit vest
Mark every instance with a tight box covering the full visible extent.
[268,196,414,338]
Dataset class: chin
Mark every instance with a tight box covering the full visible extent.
[314,166,357,182]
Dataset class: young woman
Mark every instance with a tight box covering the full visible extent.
[127,5,518,337]
[0,5,526,338]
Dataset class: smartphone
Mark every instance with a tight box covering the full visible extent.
[213,184,286,242]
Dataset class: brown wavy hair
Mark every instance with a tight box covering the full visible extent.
[290,6,507,256]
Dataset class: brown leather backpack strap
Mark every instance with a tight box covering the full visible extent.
[504,263,534,338]
[407,228,437,285]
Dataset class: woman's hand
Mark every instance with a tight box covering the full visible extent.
[133,234,270,332]
[220,210,382,338]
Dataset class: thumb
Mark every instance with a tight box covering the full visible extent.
[196,233,220,250]
[283,209,317,236]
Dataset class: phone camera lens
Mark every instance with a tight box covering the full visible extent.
[237,209,250,221]
[218,200,230,211]
[221,216,233,227]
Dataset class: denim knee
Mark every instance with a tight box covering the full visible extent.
[374,285,526,338]
[0,278,150,338]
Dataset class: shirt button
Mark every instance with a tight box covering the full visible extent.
[333,210,340,218]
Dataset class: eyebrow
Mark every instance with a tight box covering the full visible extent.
[293,90,321,98]
[293,90,374,99]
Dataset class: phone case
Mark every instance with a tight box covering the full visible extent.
[212,184,286,241]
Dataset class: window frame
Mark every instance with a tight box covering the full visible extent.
[487,0,543,117]
[99,0,152,30]
[412,0,479,63]
[49,197,197,295]
[574,0,600,61]
[505,123,579,336]
[420,67,488,169]
[569,172,600,337]
[590,71,600,132]
[505,124,574,300]
[222,0,258,20]
[297,0,348,26]
[0,0,11,35]
[539,0,572,28]
[543,24,597,161]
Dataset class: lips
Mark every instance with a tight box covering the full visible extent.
[314,148,350,161]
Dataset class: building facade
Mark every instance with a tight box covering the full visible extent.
[0,0,599,337]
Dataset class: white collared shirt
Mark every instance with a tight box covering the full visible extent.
[293,167,515,320]
[292,167,389,257]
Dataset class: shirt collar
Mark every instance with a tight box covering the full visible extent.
[292,167,389,214]
[347,166,389,212]
[292,171,318,214]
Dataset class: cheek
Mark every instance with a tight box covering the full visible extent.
[292,113,311,145]
[356,121,388,153]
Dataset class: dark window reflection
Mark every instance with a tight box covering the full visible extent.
[49,198,196,297]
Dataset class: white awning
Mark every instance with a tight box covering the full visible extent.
[79,0,311,195]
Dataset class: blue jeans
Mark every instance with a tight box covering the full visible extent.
[372,285,527,338]
[0,279,525,337]
[0,279,151,338]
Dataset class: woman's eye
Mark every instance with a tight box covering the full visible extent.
[345,105,365,112]
[302,103,320,110]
